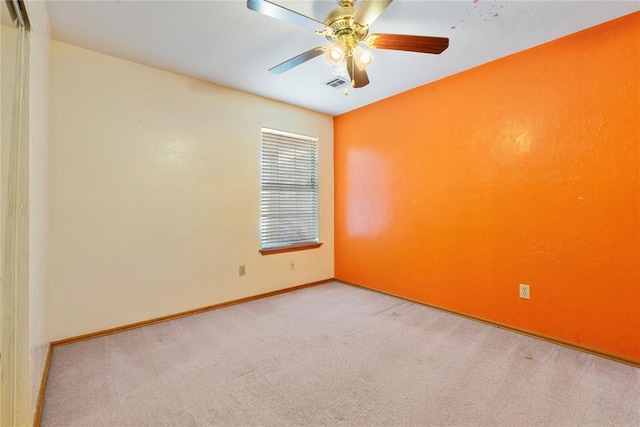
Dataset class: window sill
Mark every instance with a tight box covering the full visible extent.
[260,242,323,255]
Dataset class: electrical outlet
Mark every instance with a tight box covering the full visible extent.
[290,260,295,270]
[239,265,246,276]
[519,284,530,299]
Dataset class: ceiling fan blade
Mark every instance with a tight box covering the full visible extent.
[352,0,393,27]
[366,33,449,54]
[269,47,326,74]
[247,0,326,32]
[346,55,370,88]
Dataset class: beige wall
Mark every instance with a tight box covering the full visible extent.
[49,41,334,340]
[26,0,51,421]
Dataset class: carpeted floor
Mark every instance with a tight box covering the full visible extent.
[41,281,639,426]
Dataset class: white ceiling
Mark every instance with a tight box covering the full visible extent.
[12,1,640,115]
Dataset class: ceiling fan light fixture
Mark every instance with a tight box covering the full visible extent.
[354,46,374,69]
[325,41,346,66]
[330,61,350,81]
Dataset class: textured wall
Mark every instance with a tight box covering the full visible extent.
[49,41,334,340]
[334,12,639,360]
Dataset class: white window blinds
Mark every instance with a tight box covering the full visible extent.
[260,128,319,250]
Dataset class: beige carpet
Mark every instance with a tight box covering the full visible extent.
[41,282,639,426]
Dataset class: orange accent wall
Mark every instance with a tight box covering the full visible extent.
[334,12,640,361]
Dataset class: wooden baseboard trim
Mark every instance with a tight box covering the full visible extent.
[335,279,640,368]
[51,279,333,347]
[33,343,52,427]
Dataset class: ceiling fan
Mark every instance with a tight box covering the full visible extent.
[247,0,449,89]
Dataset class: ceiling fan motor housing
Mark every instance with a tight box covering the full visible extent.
[324,2,369,48]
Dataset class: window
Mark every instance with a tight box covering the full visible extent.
[260,127,321,254]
